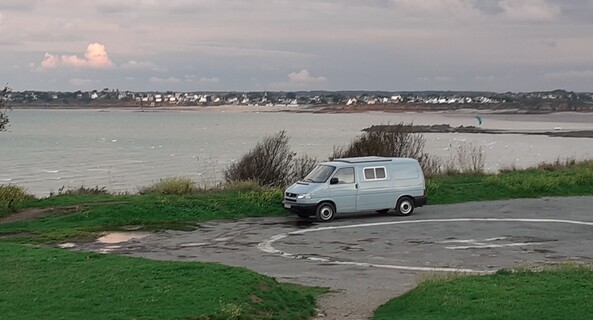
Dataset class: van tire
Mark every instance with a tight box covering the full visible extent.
[395,197,414,216]
[316,203,335,222]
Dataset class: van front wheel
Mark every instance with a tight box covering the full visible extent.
[396,197,414,216]
[316,203,335,222]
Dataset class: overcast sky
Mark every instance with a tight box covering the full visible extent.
[1,0,592,92]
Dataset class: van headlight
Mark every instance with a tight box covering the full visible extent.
[297,193,312,199]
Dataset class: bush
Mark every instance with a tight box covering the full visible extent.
[331,123,440,176]
[224,131,316,187]
[139,177,197,195]
[50,185,111,197]
[441,143,486,175]
[0,185,34,216]
[0,86,11,132]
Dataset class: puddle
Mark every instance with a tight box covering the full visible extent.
[96,231,150,244]
[57,242,77,248]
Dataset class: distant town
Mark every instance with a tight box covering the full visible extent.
[5,89,593,113]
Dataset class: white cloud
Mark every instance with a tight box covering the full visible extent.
[40,53,59,69]
[499,0,561,22]
[0,12,5,28]
[418,76,455,82]
[198,77,220,84]
[39,43,114,70]
[121,60,167,72]
[149,76,182,83]
[269,69,328,90]
[288,69,327,84]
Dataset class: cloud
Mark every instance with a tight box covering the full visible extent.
[40,53,59,69]
[288,69,327,84]
[198,77,220,84]
[0,12,4,28]
[389,0,481,18]
[544,70,593,79]
[39,43,114,70]
[149,76,182,83]
[269,69,328,90]
[121,60,167,72]
[69,78,95,86]
[499,0,561,22]
[418,76,455,82]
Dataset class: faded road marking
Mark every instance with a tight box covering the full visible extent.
[257,218,593,274]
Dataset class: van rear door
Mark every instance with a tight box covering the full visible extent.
[356,166,394,210]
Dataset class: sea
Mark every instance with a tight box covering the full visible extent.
[2,108,593,197]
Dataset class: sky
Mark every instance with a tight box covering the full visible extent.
[1,0,592,92]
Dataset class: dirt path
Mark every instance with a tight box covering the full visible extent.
[0,207,80,224]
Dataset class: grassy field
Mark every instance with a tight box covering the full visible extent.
[1,160,593,319]
[373,266,593,320]
[0,241,324,320]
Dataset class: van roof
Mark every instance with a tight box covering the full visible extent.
[329,156,417,164]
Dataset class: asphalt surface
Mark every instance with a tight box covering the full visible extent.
[78,196,593,319]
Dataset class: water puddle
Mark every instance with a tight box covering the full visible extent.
[96,231,150,244]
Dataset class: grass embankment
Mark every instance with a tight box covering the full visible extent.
[0,242,323,320]
[0,189,283,242]
[1,161,593,320]
[3,160,593,242]
[373,266,593,320]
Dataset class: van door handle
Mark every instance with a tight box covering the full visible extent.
[355,183,358,189]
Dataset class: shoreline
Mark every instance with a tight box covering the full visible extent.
[12,103,593,115]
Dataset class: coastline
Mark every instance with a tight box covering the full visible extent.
[12,102,593,115]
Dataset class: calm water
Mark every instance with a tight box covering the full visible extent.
[2,108,593,196]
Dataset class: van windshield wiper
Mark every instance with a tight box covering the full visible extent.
[303,178,315,183]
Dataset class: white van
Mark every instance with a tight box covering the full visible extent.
[283,156,427,221]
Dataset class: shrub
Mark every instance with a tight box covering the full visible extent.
[139,177,197,195]
[443,142,485,175]
[0,185,34,216]
[50,185,111,196]
[224,131,316,187]
[1,86,11,132]
[331,123,440,176]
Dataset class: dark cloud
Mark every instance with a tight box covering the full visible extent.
[1,0,593,91]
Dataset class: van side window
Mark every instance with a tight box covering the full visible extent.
[364,167,387,181]
[333,167,355,184]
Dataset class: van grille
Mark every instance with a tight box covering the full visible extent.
[285,192,297,198]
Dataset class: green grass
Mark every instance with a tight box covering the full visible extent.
[0,190,284,242]
[0,242,324,320]
[373,266,593,320]
[2,161,593,242]
[1,161,593,320]
[427,160,593,204]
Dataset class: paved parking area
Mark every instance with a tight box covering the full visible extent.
[79,196,593,319]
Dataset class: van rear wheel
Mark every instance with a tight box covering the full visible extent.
[316,203,335,222]
[395,197,414,216]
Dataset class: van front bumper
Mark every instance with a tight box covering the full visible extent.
[282,201,317,215]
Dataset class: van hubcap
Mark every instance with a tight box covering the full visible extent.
[400,201,412,214]
[320,207,333,220]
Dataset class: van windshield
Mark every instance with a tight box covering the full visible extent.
[302,165,335,183]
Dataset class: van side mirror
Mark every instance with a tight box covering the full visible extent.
[330,177,339,185]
